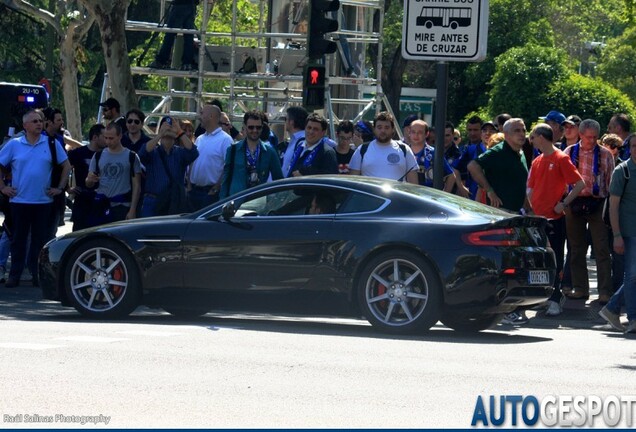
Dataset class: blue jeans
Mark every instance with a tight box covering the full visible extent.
[141,194,158,218]
[187,187,218,212]
[0,230,10,267]
[606,236,636,322]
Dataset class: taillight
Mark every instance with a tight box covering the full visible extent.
[462,228,521,246]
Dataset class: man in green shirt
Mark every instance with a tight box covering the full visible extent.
[468,118,530,213]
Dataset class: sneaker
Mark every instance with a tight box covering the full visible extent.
[501,311,529,325]
[625,321,636,334]
[545,300,562,316]
[599,306,625,332]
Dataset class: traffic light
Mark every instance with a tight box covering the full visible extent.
[302,64,327,110]
[307,0,340,60]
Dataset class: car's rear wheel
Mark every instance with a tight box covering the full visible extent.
[357,250,441,334]
[64,239,140,318]
[441,314,504,332]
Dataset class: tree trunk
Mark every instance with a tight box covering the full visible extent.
[2,0,92,138]
[79,0,137,112]
[59,32,82,138]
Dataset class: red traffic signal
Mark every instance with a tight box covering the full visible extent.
[303,65,327,110]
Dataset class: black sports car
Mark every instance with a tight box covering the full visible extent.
[39,176,555,333]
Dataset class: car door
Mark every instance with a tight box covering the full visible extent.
[181,185,337,294]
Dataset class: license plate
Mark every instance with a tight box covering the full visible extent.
[528,270,550,285]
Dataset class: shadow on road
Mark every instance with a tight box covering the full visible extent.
[0,286,552,345]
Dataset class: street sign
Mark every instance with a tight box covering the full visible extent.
[402,0,489,61]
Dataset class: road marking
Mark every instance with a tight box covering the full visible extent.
[0,342,64,350]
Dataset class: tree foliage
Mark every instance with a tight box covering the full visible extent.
[545,74,636,127]
[596,26,636,102]
[488,44,570,123]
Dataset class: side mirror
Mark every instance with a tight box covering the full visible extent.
[221,201,236,221]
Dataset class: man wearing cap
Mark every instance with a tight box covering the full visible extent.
[559,114,582,150]
[401,114,419,146]
[540,110,566,145]
[99,98,126,131]
[608,113,631,160]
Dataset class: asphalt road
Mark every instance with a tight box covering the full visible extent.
[0,284,634,428]
[1,212,634,428]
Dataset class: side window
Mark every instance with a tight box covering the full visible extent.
[235,187,351,217]
[338,192,386,214]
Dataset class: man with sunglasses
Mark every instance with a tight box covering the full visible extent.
[99,98,126,131]
[0,110,71,288]
[527,123,585,316]
[122,109,150,153]
[220,110,283,198]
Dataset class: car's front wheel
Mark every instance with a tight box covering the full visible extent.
[64,239,140,318]
[441,314,504,332]
[358,251,441,334]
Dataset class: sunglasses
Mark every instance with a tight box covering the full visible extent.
[127,119,141,125]
[247,125,262,131]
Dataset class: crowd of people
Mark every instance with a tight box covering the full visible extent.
[0,100,634,335]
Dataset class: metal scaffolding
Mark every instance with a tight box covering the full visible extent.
[122,0,389,130]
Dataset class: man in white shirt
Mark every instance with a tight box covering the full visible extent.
[188,103,233,210]
[349,111,419,184]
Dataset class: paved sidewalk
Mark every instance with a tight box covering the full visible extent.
[519,260,622,331]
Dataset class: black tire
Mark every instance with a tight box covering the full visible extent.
[64,239,141,318]
[357,250,441,334]
[441,314,504,333]
[163,305,209,318]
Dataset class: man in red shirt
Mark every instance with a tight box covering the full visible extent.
[528,123,585,316]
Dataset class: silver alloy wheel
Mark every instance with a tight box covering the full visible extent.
[364,258,430,327]
[69,246,129,313]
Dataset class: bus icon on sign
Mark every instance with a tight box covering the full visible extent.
[416,7,472,29]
